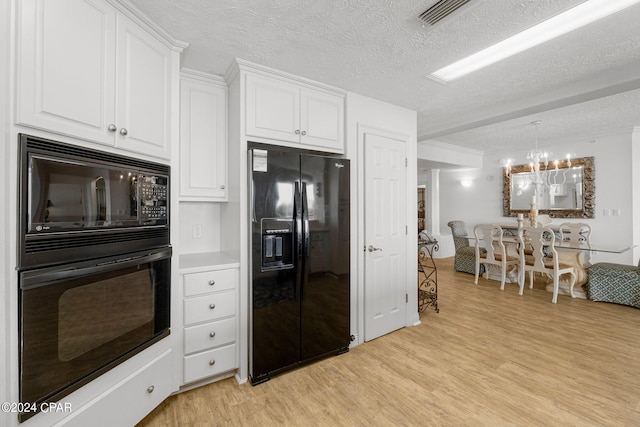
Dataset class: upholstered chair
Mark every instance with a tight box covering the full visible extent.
[448,220,484,275]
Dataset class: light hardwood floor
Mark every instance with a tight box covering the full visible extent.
[138,257,640,426]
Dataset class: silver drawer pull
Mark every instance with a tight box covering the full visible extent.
[209,331,216,338]
[208,280,216,286]
[147,385,155,394]
[209,303,216,309]
[209,359,216,366]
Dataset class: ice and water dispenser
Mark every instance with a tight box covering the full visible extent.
[260,218,294,270]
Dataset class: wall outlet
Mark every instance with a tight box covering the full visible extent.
[192,224,203,239]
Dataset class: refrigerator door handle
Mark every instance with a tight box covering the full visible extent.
[301,182,310,297]
[294,181,303,260]
[294,181,303,302]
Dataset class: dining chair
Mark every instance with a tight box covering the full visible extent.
[518,226,577,303]
[536,214,552,227]
[473,224,522,293]
[558,222,592,244]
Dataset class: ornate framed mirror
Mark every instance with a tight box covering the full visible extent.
[502,156,594,218]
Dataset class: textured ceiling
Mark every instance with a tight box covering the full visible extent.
[129,0,640,158]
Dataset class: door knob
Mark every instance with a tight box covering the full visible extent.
[108,124,117,132]
[368,245,382,252]
[119,127,128,136]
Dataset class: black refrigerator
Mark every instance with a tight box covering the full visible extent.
[249,147,351,385]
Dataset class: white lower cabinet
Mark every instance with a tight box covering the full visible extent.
[184,344,236,384]
[184,317,236,354]
[62,350,173,427]
[181,265,239,385]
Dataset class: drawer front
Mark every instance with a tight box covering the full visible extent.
[184,317,236,355]
[183,344,236,384]
[63,350,173,427]
[184,290,236,325]
[184,268,236,297]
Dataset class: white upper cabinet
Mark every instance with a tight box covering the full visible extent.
[179,70,228,201]
[17,0,181,160]
[114,13,173,158]
[245,73,344,153]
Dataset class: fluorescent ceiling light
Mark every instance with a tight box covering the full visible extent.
[429,0,640,82]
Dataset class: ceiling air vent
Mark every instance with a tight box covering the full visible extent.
[418,0,473,26]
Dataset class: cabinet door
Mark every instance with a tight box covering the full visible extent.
[245,74,300,143]
[180,76,227,200]
[115,14,172,159]
[300,89,345,152]
[17,0,116,145]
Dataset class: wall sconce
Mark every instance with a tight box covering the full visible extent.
[460,179,473,188]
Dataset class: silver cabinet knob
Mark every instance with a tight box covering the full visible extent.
[295,129,300,135]
[119,128,128,136]
[301,130,306,136]
[209,331,216,338]
[209,359,216,366]
[147,385,155,393]
[208,280,215,286]
[209,303,216,309]
[108,124,117,132]
[367,245,382,252]
[219,185,226,190]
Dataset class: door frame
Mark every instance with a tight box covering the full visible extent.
[355,123,419,345]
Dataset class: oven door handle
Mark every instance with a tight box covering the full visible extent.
[20,247,172,289]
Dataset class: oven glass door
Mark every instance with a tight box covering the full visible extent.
[19,247,171,418]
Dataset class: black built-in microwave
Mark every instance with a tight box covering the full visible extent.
[18,134,170,269]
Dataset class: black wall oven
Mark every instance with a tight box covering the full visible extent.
[16,134,171,422]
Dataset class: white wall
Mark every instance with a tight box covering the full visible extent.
[1,0,10,423]
[433,129,635,264]
[418,139,483,168]
[346,92,418,335]
[179,202,221,253]
[632,127,640,265]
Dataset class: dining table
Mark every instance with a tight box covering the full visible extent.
[474,222,635,299]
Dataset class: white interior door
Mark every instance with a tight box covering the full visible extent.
[364,132,407,341]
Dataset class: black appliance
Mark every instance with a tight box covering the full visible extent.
[18,133,169,268]
[16,134,172,422]
[18,247,171,422]
[249,147,350,385]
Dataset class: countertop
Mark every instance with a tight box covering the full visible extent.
[179,251,240,273]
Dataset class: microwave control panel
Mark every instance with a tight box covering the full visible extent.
[139,175,168,220]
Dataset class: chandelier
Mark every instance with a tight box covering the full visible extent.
[502,120,575,192]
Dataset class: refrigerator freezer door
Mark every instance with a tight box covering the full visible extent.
[250,149,301,382]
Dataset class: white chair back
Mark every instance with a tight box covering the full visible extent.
[474,224,505,264]
[519,227,557,271]
[559,222,591,244]
[473,224,521,293]
[518,226,576,303]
